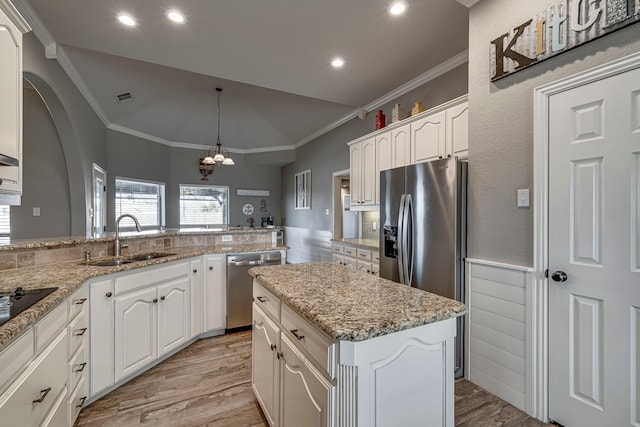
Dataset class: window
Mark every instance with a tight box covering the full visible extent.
[0,206,9,244]
[179,185,229,227]
[115,178,165,230]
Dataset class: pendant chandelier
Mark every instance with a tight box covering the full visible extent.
[199,87,234,180]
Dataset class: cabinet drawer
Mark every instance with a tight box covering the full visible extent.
[115,261,189,295]
[253,281,280,322]
[68,345,87,396]
[343,246,356,257]
[356,248,372,261]
[0,329,33,392]
[0,330,68,427]
[331,244,344,254]
[40,386,68,427]
[281,305,335,379]
[68,378,87,426]
[68,286,88,321]
[68,310,87,357]
[35,303,67,352]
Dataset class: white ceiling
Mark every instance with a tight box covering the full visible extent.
[14,0,469,154]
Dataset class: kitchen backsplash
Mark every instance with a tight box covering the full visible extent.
[361,211,380,240]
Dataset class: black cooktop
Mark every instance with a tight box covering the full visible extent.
[0,287,57,326]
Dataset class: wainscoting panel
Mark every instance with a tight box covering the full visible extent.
[283,227,333,264]
[465,258,533,413]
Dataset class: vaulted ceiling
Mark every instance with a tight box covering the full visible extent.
[13,0,469,156]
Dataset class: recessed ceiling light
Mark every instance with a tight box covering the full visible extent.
[117,14,136,27]
[331,57,345,68]
[165,10,186,24]
[388,2,407,16]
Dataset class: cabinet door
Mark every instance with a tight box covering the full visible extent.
[89,278,115,397]
[446,102,469,158]
[205,255,226,332]
[157,277,190,357]
[114,287,157,381]
[343,257,356,270]
[0,10,22,194]
[349,142,361,207]
[252,304,280,426]
[411,111,446,164]
[375,133,391,205]
[190,258,204,338]
[361,137,376,206]
[391,124,411,168]
[280,335,332,427]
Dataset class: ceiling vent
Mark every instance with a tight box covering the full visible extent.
[115,91,133,103]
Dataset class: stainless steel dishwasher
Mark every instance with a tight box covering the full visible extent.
[226,251,282,331]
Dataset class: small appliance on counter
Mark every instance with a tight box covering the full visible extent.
[261,216,274,228]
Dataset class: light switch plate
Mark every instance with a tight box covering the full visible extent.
[221,235,233,242]
[517,189,530,207]
[33,207,40,216]
[325,209,330,216]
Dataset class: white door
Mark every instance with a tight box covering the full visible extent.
[548,66,640,426]
[157,277,190,357]
[91,163,107,237]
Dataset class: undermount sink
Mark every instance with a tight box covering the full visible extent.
[84,252,175,267]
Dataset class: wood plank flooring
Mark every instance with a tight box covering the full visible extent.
[76,331,550,427]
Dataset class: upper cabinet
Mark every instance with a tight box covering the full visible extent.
[0,1,29,203]
[348,95,468,209]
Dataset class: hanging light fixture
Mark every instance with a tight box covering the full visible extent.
[200,87,234,180]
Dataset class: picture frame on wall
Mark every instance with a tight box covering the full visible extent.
[294,170,311,210]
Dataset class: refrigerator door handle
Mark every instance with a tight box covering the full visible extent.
[397,194,406,284]
[405,194,414,286]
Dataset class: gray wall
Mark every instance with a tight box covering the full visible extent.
[22,33,107,237]
[282,64,469,232]
[106,129,282,229]
[467,0,640,266]
[11,88,71,239]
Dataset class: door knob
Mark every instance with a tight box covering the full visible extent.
[551,271,568,282]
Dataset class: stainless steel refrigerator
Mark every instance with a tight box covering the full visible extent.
[379,157,467,377]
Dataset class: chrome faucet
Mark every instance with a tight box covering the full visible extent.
[115,214,142,257]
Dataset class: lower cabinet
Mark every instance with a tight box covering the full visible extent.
[252,284,335,427]
[204,254,226,332]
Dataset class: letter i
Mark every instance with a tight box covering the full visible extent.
[536,19,546,55]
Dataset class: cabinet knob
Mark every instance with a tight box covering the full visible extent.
[270,344,276,351]
[447,154,452,158]
[438,156,443,159]
[276,351,283,360]
[209,266,213,271]
[160,296,166,301]
[105,292,113,298]
[32,387,52,404]
[193,269,198,274]
[153,298,158,303]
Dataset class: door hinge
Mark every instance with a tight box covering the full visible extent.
[103,185,106,192]
[544,269,549,278]
[103,225,107,232]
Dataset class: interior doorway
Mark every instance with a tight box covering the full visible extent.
[92,163,107,237]
[331,169,350,239]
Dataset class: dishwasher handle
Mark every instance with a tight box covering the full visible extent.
[228,259,265,267]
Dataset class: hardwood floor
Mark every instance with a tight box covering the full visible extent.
[76,331,550,426]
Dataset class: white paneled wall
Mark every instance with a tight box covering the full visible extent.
[465,258,533,413]
[283,226,333,264]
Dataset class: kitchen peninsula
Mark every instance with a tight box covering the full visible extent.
[249,263,466,427]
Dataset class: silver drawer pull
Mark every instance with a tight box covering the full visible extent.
[290,329,305,340]
[74,362,87,372]
[256,296,267,303]
[33,387,51,404]
[75,327,88,336]
[75,298,87,305]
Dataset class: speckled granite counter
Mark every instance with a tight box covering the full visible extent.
[249,262,466,342]
[331,238,379,250]
[0,243,285,349]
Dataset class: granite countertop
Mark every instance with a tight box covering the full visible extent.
[0,243,285,349]
[249,262,466,342]
[332,238,379,250]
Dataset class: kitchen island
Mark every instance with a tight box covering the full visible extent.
[249,262,466,427]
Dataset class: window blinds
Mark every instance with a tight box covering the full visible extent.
[115,178,165,229]
[179,185,229,226]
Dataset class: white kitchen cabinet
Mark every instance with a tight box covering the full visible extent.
[280,334,333,427]
[391,124,411,168]
[114,287,158,382]
[190,258,204,338]
[252,304,280,427]
[89,278,115,397]
[0,2,28,201]
[411,110,447,164]
[349,136,376,210]
[375,132,390,205]
[204,254,226,332]
[332,242,379,276]
[157,277,190,357]
[446,101,469,158]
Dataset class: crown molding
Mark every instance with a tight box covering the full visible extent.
[0,0,31,33]
[456,0,482,7]
[294,49,469,149]
[108,123,295,154]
